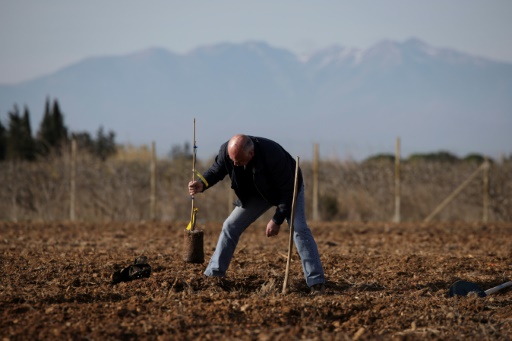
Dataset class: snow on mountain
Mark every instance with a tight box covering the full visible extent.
[1,38,511,160]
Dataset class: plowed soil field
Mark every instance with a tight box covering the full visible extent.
[1,221,511,340]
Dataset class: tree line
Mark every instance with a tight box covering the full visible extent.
[0,98,116,161]
[363,151,498,164]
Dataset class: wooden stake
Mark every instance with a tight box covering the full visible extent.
[70,138,76,221]
[483,158,489,223]
[312,144,319,221]
[190,118,197,231]
[393,137,401,223]
[282,156,300,294]
[150,141,156,221]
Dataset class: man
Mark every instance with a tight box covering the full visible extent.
[188,134,325,294]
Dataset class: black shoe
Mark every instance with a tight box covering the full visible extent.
[310,283,325,295]
[111,256,151,284]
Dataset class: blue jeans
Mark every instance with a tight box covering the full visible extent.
[204,185,325,287]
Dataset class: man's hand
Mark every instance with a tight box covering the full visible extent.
[266,220,280,237]
[188,181,204,195]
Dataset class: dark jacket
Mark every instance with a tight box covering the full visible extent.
[201,136,303,225]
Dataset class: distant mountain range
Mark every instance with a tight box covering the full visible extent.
[1,38,511,160]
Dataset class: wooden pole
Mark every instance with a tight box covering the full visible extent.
[190,119,197,231]
[393,137,401,223]
[424,163,486,222]
[70,138,76,221]
[482,158,489,223]
[312,143,319,221]
[282,156,300,294]
[150,141,156,221]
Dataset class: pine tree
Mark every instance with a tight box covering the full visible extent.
[37,97,69,155]
[6,105,36,161]
[52,99,68,144]
[21,106,36,160]
[6,105,22,160]
[37,97,54,155]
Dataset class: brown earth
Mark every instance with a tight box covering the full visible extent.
[1,221,511,340]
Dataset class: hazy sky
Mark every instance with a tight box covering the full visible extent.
[1,0,511,84]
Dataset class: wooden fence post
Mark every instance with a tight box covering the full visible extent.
[393,137,401,223]
[312,143,319,221]
[70,138,76,221]
[150,141,156,221]
[483,158,489,223]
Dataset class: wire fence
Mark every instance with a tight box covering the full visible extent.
[0,145,510,223]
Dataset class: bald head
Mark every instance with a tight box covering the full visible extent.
[228,134,254,167]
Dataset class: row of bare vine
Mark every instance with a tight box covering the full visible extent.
[0,156,510,222]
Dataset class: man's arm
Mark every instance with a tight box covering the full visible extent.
[267,146,296,225]
[199,142,230,192]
